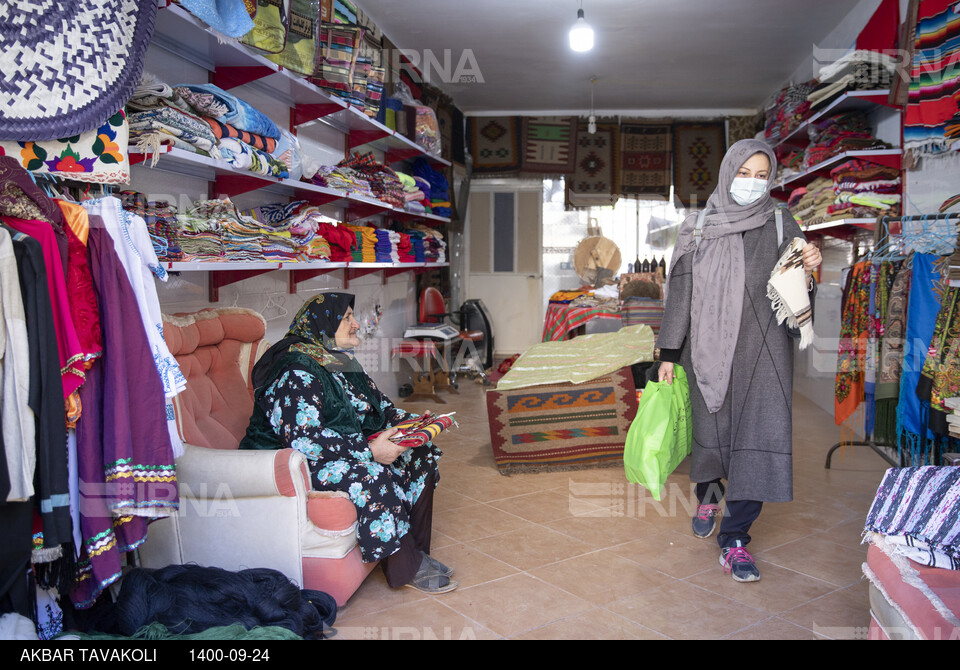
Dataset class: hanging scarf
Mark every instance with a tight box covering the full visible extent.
[835,261,872,426]
[668,139,779,413]
[875,258,906,444]
[897,253,950,465]
[918,285,960,437]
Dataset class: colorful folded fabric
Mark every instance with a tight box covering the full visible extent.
[175,83,281,139]
[370,412,457,449]
[203,117,277,153]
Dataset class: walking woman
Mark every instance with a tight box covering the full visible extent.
[656,139,822,582]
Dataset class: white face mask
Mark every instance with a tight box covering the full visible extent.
[729,177,769,206]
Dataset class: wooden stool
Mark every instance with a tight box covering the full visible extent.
[392,340,445,404]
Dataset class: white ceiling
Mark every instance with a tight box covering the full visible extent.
[359,0,865,116]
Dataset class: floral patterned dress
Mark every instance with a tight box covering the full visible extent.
[243,350,441,563]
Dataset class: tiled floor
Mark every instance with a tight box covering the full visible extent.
[330,376,889,640]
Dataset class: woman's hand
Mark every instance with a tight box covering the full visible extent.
[801,243,822,276]
[369,427,405,465]
[658,361,675,385]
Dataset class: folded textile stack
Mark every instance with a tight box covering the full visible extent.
[807,50,897,111]
[309,165,376,199]
[345,223,378,262]
[284,210,333,261]
[945,397,960,440]
[412,158,451,218]
[764,80,819,144]
[176,214,224,262]
[409,224,446,263]
[804,111,890,169]
[788,177,835,227]
[120,191,183,261]
[181,199,263,262]
[128,75,295,181]
[128,106,222,162]
[828,159,902,220]
[373,228,400,263]
[403,229,427,262]
[316,221,356,262]
[338,152,405,207]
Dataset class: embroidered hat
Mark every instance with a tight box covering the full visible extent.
[0,0,157,142]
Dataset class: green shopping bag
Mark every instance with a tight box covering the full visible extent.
[623,364,692,500]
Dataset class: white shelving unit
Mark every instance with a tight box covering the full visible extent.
[138,4,451,300]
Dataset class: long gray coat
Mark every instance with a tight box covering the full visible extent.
[657,211,815,502]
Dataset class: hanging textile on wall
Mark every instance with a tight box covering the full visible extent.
[672,122,726,208]
[903,0,960,163]
[519,116,578,175]
[619,122,672,200]
[0,111,130,186]
[0,0,157,142]
[468,116,521,175]
[566,121,620,208]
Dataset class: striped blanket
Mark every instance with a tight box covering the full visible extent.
[865,466,960,569]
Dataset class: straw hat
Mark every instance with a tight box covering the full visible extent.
[0,0,157,141]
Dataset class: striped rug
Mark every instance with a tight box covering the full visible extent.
[486,367,638,473]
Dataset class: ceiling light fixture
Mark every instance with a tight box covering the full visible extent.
[569,3,594,53]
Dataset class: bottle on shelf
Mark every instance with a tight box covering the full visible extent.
[658,256,666,277]
[634,254,641,275]
[641,257,651,273]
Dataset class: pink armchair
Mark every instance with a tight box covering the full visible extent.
[137,308,377,606]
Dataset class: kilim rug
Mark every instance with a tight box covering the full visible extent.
[673,122,726,208]
[486,367,638,473]
[520,116,578,174]
[619,122,672,199]
[469,116,521,175]
[566,121,619,208]
[620,297,664,335]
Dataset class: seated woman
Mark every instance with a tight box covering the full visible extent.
[239,292,456,594]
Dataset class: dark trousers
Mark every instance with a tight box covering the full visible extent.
[696,479,763,549]
[380,471,436,588]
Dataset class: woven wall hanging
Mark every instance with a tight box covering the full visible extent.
[0,0,157,142]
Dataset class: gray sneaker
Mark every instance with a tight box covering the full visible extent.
[692,504,722,538]
[719,540,760,582]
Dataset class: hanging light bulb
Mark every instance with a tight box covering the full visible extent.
[569,6,594,52]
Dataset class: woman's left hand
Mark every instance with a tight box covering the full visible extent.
[801,243,822,276]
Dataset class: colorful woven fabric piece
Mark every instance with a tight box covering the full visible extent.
[486,367,639,473]
[619,123,672,199]
[903,0,960,160]
[620,297,664,335]
[370,412,457,449]
[566,122,620,208]
[672,123,725,208]
[0,110,130,185]
[541,303,621,342]
[0,0,157,142]
[469,116,521,175]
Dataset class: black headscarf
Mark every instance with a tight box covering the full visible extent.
[251,292,356,390]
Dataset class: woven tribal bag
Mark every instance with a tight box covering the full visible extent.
[0,0,157,142]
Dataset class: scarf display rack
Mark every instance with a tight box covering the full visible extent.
[827,213,960,469]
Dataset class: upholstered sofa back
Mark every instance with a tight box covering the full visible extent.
[163,308,268,450]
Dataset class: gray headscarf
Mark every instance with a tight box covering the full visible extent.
[669,138,778,413]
